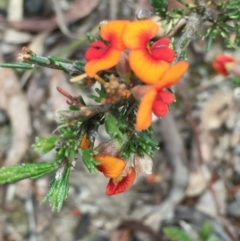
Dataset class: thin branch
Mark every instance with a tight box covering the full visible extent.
[174,12,203,62]
[18,47,84,76]
[57,104,111,121]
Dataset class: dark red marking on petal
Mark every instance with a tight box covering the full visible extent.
[85,41,109,61]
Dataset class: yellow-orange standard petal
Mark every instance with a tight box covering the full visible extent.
[100,20,130,50]
[94,155,126,178]
[136,88,157,131]
[129,50,171,84]
[122,20,159,49]
[85,48,121,77]
[155,61,189,89]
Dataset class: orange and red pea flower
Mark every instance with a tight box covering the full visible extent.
[106,167,136,196]
[122,20,175,84]
[136,61,189,131]
[212,54,236,76]
[84,20,129,78]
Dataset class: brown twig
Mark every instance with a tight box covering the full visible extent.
[57,104,111,121]
[19,47,84,76]
[174,12,203,62]
[56,86,81,106]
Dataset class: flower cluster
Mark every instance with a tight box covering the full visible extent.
[81,19,188,195]
[84,19,188,131]
[93,140,138,195]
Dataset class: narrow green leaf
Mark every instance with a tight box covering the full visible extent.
[33,135,58,153]
[0,63,34,69]
[80,149,99,173]
[105,113,123,141]
[42,165,71,211]
[0,162,58,184]
[207,33,214,51]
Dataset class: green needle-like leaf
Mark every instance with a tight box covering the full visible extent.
[80,149,99,173]
[0,162,58,184]
[105,113,123,141]
[0,63,34,69]
[33,135,58,153]
[42,165,71,211]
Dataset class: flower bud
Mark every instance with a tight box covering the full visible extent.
[95,140,122,156]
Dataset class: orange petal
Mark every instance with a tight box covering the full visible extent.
[94,155,126,178]
[106,167,136,195]
[84,48,121,77]
[80,133,91,149]
[122,20,159,49]
[136,88,157,131]
[100,20,130,50]
[129,50,170,84]
[155,61,188,89]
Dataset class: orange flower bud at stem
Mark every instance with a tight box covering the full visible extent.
[80,134,91,149]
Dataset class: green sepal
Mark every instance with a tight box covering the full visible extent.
[0,161,58,184]
[80,149,99,174]
[42,165,71,211]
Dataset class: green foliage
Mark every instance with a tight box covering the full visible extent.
[199,222,217,241]
[163,222,218,241]
[0,162,58,184]
[151,0,240,51]
[121,128,159,159]
[163,227,192,241]
[42,165,71,211]
[0,62,33,69]
[33,135,58,154]
[88,85,106,103]
[150,0,168,18]
[80,149,99,173]
[200,0,240,50]
[105,113,124,141]
[232,76,240,84]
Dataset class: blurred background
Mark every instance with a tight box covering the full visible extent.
[0,0,240,240]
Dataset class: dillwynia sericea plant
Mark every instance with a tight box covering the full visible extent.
[3,0,240,211]
[0,17,188,210]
